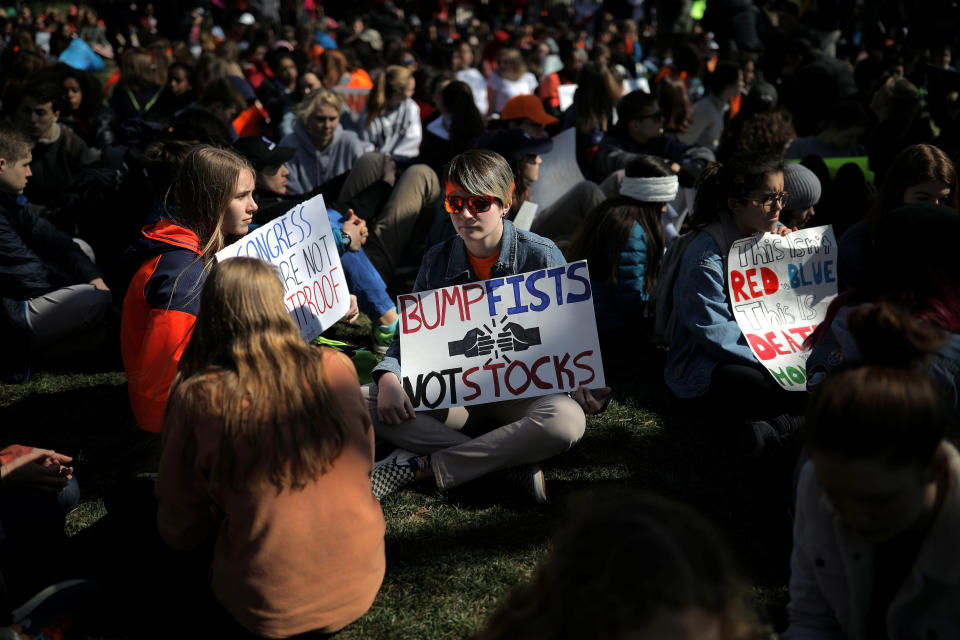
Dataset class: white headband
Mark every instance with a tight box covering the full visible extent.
[619,175,679,202]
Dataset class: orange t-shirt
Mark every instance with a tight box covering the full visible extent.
[468,250,500,281]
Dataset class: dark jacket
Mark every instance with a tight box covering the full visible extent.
[592,130,711,187]
[0,191,103,380]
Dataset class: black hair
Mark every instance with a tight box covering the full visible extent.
[567,155,670,292]
[692,153,785,228]
[705,62,740,96]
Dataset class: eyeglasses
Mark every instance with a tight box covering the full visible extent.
[635,110,664,122]
[444,194,498,215]
[736,191,790,210]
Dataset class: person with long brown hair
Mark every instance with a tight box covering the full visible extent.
[567,155,674,336]
[158,257,385,638]
[360,65,422,161]
[121,146,257,433]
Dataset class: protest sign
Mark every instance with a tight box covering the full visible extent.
[398,260,605,410]
[512,201,539,231]
[217,194,350,341]
[726,225,838,390]
[622,77,651,94]
[558,84,577,112]
[333,87,371,123]
[528,127,584,211]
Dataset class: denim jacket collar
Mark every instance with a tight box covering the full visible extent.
[444,218,519,282]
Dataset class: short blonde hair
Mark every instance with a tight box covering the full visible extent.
[294,87,343,127]
[445,150,515,208]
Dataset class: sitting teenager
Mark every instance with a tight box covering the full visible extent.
[122,146,257,433]
[359,65,422,163]
[0,123,112,383]
[786,303,960,639]
[158,257,385,638]
[806,202,960,436]
[567,156,674,340]
[593,89,711,189]
[664,152,803,454]
[368,150,608,504]
[233,135,401,352]
[13,80,100,216]
[778,162,822,230]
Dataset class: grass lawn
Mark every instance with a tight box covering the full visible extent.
[0,314,795,638]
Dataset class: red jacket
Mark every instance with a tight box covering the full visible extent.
[121,221,205,433]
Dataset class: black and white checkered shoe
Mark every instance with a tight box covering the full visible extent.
[503,463,548,504]
[372,449,424,501]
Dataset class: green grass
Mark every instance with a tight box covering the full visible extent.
[0,317,794,639]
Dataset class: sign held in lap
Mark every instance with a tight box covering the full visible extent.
[217,194,350,341]
[399,260,605,409]
[726,225,838,391]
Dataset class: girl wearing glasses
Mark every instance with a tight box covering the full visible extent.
[664,152,803,455]
[368,150,609,503]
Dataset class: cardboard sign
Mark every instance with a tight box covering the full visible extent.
[334,87,371,122]
[528,127,584,211]
[217,194,350,341]
[398,260,605,409]
[727,225,838,391]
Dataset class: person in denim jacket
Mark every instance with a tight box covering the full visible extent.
[664,153,804,454]
[368,150,609,503]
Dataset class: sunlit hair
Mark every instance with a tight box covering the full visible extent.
[0,122,34,163]
[170,258,348,489]
[567,156,670,292]
[173,145,253,264]
[574,61,621,136]
[806,303,948,468]
[717,110,796,161]
[473,491,757,640]
[445,150,515,210]
[496,48,527,81]
[294,87,343,127]
[365,65,413,126]
[875,143,959,219]
[692,153,785,228]
[319,49,349,88]
[120,49,163,90]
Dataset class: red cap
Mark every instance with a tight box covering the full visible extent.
[501,94,558,125]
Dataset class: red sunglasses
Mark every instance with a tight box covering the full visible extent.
[444,194,498,215]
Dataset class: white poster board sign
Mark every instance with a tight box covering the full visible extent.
[333,87,371,122]
[512,201,539,231]
[558,83,578,112]
[398,260,605,409]
[217,194,350,341]
[528,127,584,211]
[727,225,838,390]
[622,77,651,94]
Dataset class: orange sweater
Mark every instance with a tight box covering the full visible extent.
[156,348,385,637]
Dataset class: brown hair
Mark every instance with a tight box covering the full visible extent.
[319,49,349,88]
[445,150,515,210]
[874,144,959,221]
[806,303,948,468]
[574,61,621,136]
[692,153,785,228]
[496,48,528,82]
[658,75,692,135]
[170,258,348,488]
[365,65,412,125]
[173,145,253,263]
[0,122,34,163]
